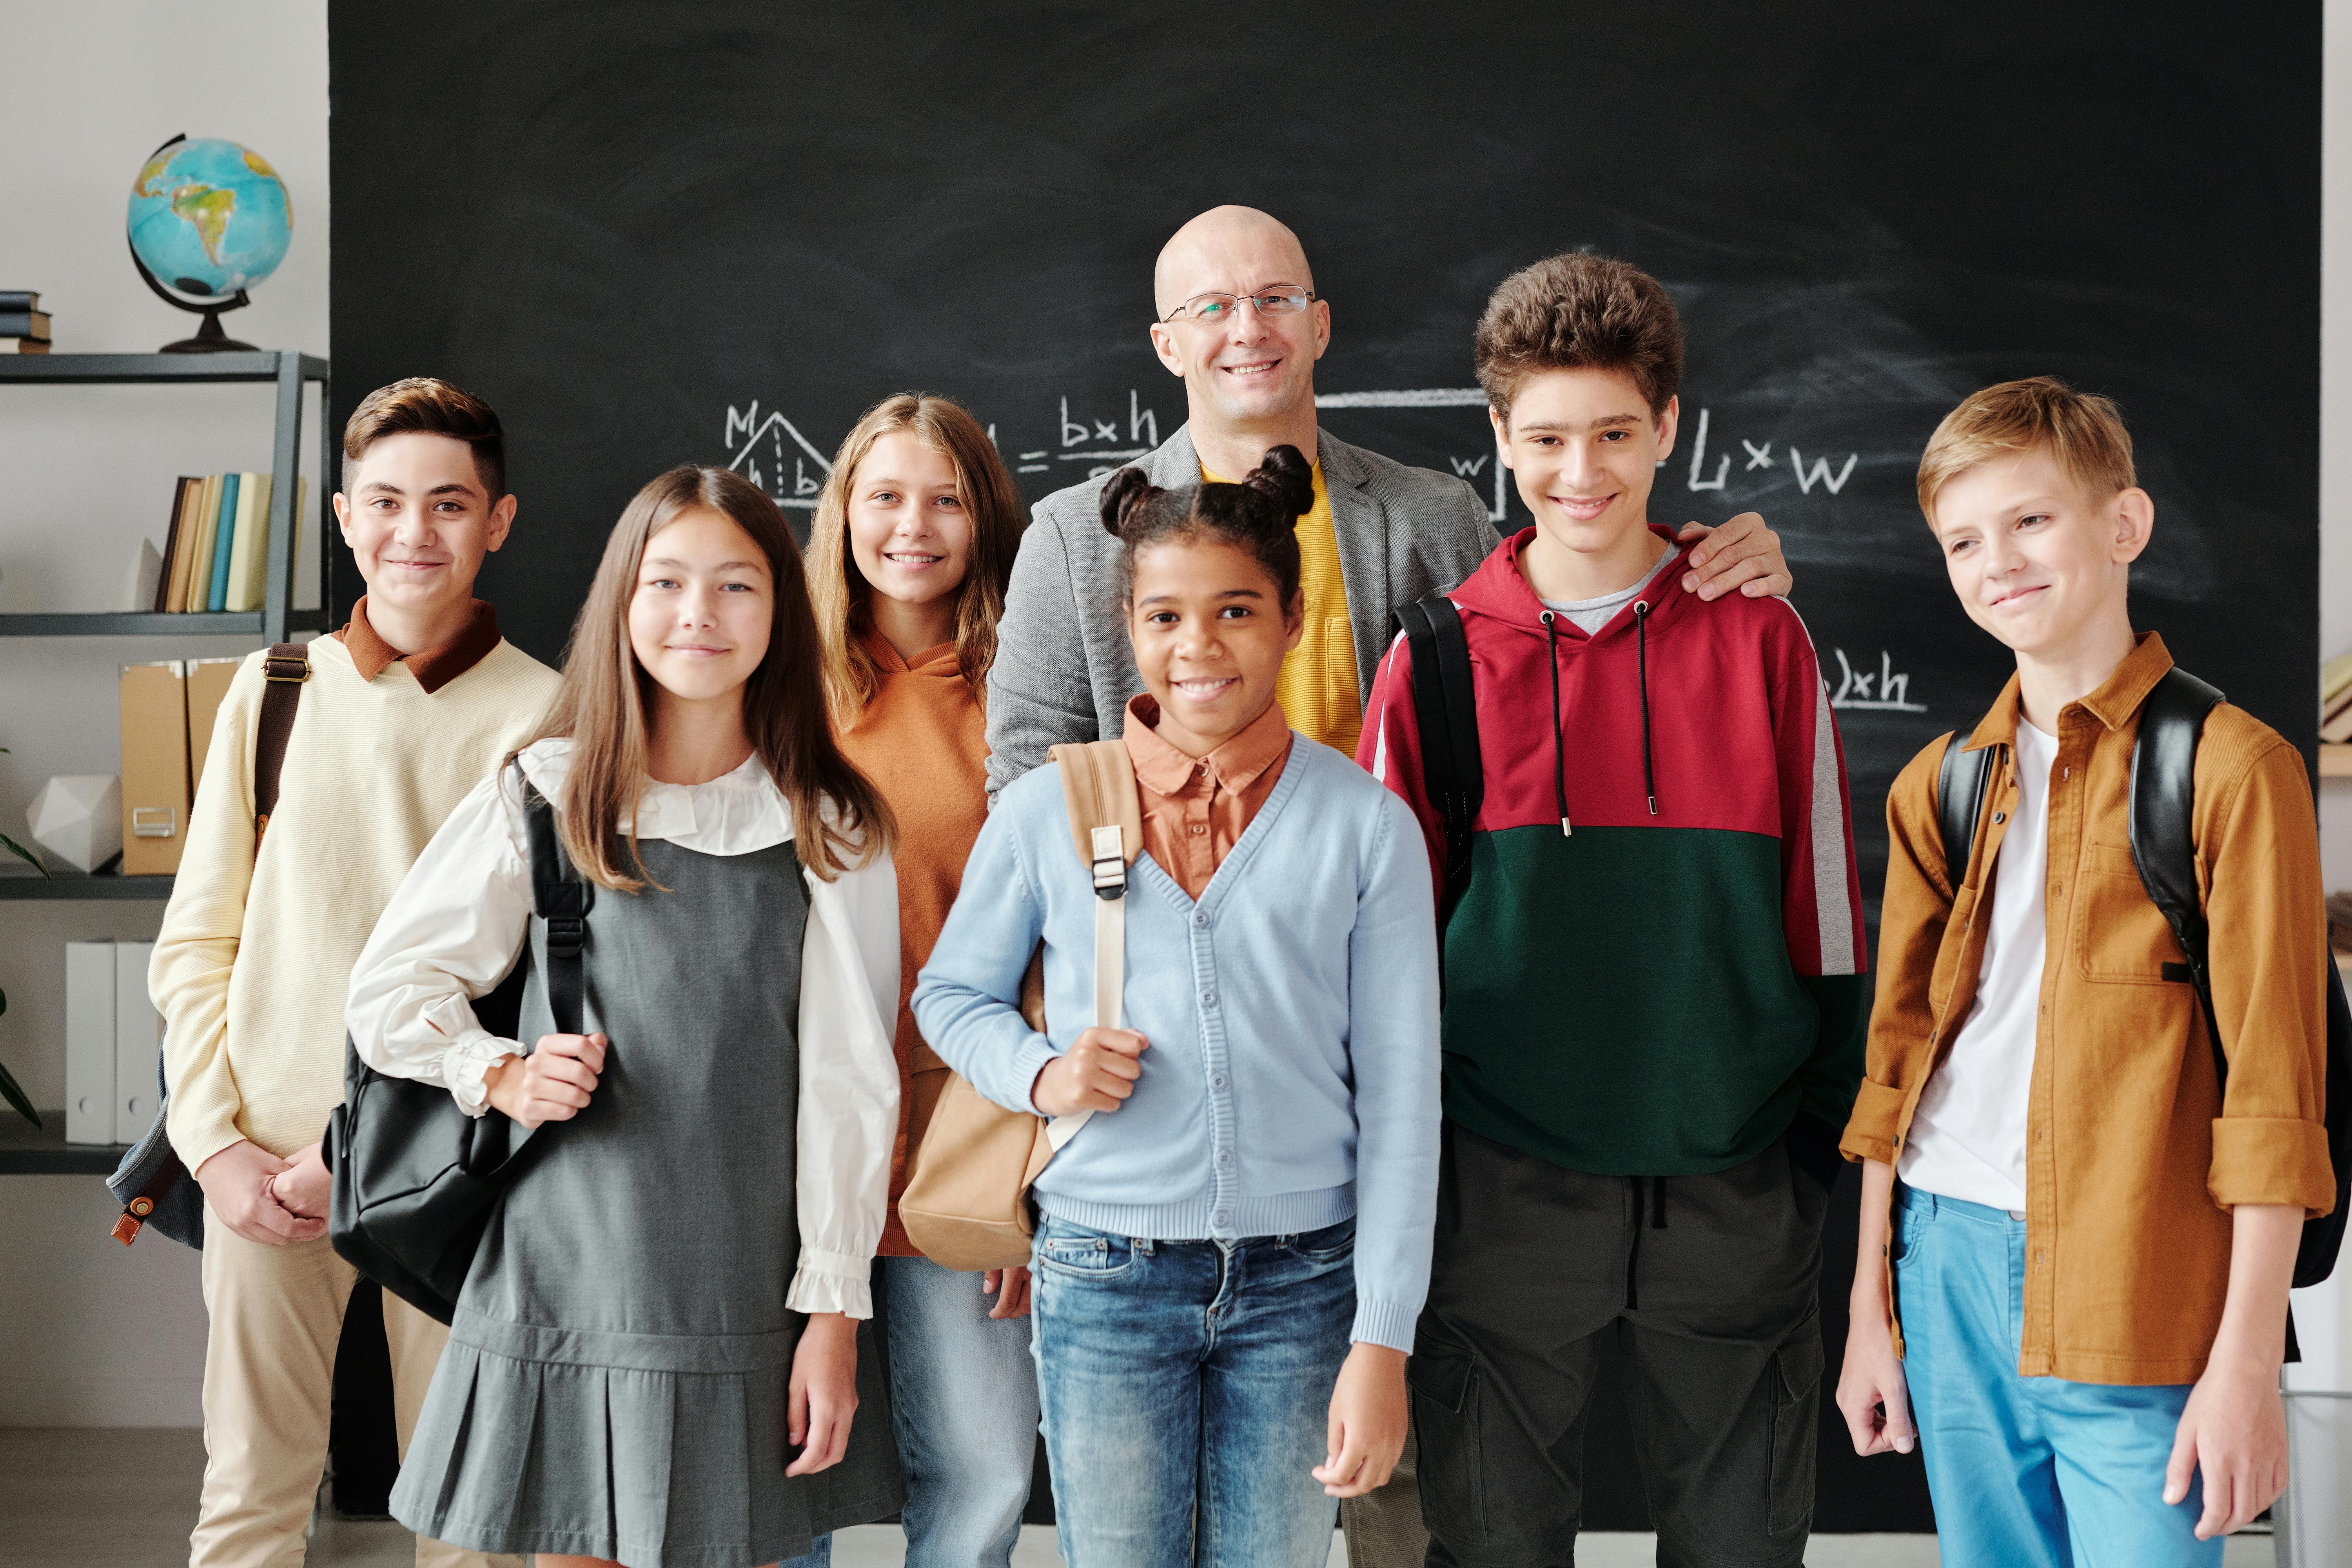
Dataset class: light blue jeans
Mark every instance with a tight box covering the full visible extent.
[781,1253,1040,1568]
[1029,1214,1357,1568]
[1894,1183,2223,1567]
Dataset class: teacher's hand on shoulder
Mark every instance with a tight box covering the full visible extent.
[1676,511,1791,600]
[1031,1027,1149,1116]
[485,1032,606,1127]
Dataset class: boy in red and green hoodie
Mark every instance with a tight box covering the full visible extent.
[1357,252,1869,1568]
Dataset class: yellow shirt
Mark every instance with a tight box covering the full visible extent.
[1200,460,1361,755]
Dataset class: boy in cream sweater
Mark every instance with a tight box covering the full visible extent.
[151,377,560,1568]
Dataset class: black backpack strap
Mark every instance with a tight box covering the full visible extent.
[2128,667,2226,1091]
[1391,596,1483,921]
[1934,731,1997,895]
[519,769,594,1038]
[254,641,310,847]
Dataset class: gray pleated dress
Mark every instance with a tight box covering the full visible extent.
[391,835,905,1567]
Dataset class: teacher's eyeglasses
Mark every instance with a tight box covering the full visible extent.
[1162,285,1317,325]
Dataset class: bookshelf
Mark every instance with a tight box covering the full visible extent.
[0,1112,129,1176]
[0,351,332,901]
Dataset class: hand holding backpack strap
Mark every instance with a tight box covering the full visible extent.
[1042,739,1141,1156]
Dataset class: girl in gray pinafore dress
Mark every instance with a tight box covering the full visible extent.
[346,468,907,1568]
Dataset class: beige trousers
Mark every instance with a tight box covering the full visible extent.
[193,1200,522,1568]
[1340,1426,1431,1568]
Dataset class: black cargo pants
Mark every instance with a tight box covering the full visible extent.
[1412,1123,1828,1568]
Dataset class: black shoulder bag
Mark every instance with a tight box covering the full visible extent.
[1937,668,2352,1295]
[322,770,593,1323]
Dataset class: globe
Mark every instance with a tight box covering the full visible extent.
[127,137,293,298]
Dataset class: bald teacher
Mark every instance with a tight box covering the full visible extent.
[982,207,1797,1566]
[984,204,1794,795]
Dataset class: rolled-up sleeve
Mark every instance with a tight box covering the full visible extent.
[2200,738,2335,1215]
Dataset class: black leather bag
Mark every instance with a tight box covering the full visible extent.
[322,778,593,1323]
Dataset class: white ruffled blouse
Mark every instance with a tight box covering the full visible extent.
[344,738,902,1318]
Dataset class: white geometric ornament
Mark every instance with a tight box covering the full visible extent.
[28,775,123,875]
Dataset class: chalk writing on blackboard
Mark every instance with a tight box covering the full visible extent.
[1829,648,1927,713]
[724,402,833,508]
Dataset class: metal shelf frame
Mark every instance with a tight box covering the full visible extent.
[0,1112,130,1176]
[0,874,174,900]
[0,352,334,645]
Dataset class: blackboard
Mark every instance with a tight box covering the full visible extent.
[329,0,2321,1536]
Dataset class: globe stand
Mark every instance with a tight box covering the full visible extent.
[128,236,256,354]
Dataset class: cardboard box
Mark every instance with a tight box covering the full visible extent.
[187,656,243,793]
[119,660,191,874]
[65,942,116,1145]
[114,941,161,1144]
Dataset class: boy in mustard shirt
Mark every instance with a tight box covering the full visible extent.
[1835,377,2332,1563]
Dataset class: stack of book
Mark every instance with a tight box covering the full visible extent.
[2324,652,2352,744]
[152,472,307,613]
[2,289,49,354]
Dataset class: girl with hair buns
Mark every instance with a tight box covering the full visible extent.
[913,445,1443,1568]
[346,466,907,1568]
[802,392,1041,1568]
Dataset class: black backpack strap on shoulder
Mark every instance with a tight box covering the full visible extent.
[2128,667,2226,1087]
[1934,731,1996,895]
[254,641,310,847]
[521,771,595,1038]
[1392,596,1483,920]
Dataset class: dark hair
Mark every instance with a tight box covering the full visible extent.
[1098,444,1312,610]
[1474,251,1684,422]
[342,376,508,498]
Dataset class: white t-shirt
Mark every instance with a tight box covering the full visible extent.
[1898,717,2059,1214]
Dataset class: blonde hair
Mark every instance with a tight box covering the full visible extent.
[527,465,892,890]
[805,394,1029,731]
[1917,377,2136,521]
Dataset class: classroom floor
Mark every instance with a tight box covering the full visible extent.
[0,1428,2281,1568]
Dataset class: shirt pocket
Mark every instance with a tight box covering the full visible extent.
[2071,842,2182,985]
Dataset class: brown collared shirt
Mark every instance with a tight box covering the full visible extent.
[338,596,505,693]
[1121,693,1294,900]
[1844,632,2333,1383]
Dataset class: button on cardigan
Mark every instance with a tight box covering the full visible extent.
[913,737,1441,1352]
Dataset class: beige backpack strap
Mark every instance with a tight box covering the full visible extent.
[1044,740,1143,1152]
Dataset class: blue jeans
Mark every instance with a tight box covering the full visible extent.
[1030,1215,1357,1568]
[1894,1183,2221,1567]
[781,1253,1040,1568]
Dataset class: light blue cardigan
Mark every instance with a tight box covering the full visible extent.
[912,737,1441,1352]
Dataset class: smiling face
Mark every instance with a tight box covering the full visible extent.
[844,430,973,617]
[1929,447,2152,660]
[1126,534,1303,757]
[626,506,775,705]
[1147,208,1330,435]
[335,431,514,617]
[1494,367,1677,554]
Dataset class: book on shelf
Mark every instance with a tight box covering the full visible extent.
[0,309,51,339]
[205,473,241,612]
[2324,703,2352,746]
[2327,652,2352,710]
[152,477,192,611]
[1,338,50,354]
[225,474,278,612]
[0,291,39,312]
[162,477,203,612]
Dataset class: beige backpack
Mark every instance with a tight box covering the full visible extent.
[897,740,1143,1271]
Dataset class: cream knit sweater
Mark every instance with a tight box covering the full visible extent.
[151,632,559,1168]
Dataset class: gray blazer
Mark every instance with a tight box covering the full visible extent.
[984,423,1497,795]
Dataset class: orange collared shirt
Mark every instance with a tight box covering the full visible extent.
[1121,693,1294,900]
[1844,632,2334,1384]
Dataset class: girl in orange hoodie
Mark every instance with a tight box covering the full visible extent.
[802,393,1035,1568]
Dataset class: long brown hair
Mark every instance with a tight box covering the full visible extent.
[805,393,1028,730]
[529,465,893,889]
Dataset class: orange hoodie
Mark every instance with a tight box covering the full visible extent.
[835,634,990,1258]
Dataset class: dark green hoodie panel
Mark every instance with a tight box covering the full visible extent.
[1440,823,1818,1175]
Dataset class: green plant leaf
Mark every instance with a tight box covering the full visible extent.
[0,1055,40,1129]
[0,829,48,877]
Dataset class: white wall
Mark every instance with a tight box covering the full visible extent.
[0,0,328,1426]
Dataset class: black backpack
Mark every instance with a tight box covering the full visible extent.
[1392,596,1483,927]
[1937,666,2352,1291]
